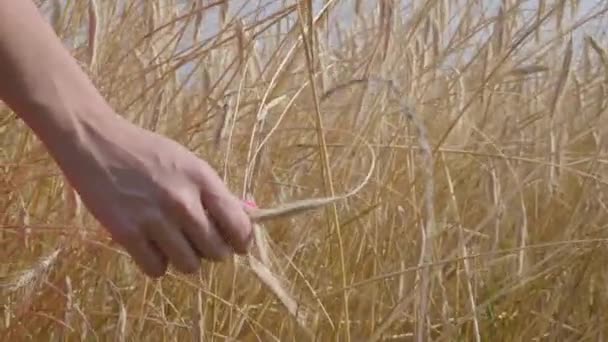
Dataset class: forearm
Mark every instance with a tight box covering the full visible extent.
[0,0,112,149]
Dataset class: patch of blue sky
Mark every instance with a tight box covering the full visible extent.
[39,1,608,87]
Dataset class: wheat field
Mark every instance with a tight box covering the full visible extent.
[2,0,608,341]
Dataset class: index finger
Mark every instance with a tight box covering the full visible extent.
[191,164,253,254]
[204,192,253,254]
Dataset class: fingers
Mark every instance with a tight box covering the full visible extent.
[202,193,253,254]
[102,217,168,278]
[190,164,253,254]
[116,229,168,278]
[176,200,234,261]
[142,216,201,274]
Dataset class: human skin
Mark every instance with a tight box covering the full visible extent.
[0,1,253,277]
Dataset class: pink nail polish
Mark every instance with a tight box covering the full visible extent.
[243,199,257,208]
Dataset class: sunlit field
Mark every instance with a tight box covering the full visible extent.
[2,0,608,340]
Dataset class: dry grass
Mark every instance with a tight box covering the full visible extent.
[2,0,608,340]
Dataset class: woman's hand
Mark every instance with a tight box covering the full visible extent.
[56,114,253,277]
[0,0,253,278]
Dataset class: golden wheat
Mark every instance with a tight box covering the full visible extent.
[2,0,608,341]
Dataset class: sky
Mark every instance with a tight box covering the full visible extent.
[39,0,608,83]
[41,0,607,45]
[189,0,605,39]
[173,0,607,74]
[179,0,607,64]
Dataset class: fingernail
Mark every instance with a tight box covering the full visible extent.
[243,199,257,208]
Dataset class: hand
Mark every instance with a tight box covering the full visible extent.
[0,0,253,278]
[53,112,253,277]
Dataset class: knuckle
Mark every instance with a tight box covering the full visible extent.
[164,186,193,210]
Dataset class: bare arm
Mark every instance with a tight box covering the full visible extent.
[0,0,253,278]
[0,0,107,149]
